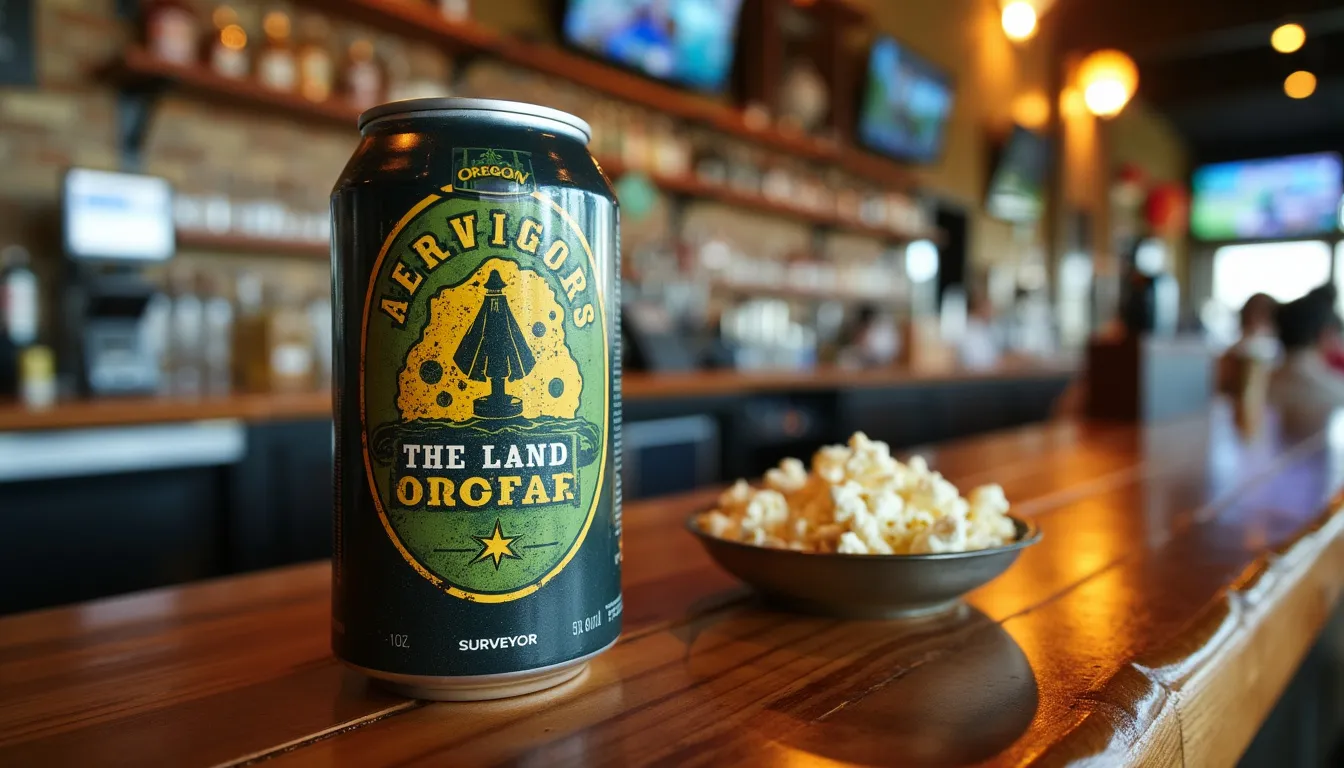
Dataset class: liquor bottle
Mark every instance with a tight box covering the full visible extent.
[256,10,297,92]
[167,268,205,396]
[343,38,384,111]
[0,246,38,398]
[201,272,235,395]
[439,0,470,22]
[308,292,332,389]
[232,272,268,391]
[145,0,198,65]
[19,346,56,409]
[207,5,250,79]
[296,14,335,103]
[268,286,315,392]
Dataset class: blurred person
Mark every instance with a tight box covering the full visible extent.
[1304,285,1344,375]
[1267,290,1344,418]
[959,292,1001,369]
[838,305,898,368]
[1216,292,1280,395]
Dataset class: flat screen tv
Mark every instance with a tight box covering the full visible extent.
[562,0,745,93]
[1190,152,1343,241]
[857,36,954,165]
[986,125,1049,223]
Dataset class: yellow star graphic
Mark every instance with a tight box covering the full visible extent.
[471,520,521,569]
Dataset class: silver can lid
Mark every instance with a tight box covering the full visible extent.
[357,98,592,143]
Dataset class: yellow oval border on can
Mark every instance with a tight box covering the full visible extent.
[358,186,610,603]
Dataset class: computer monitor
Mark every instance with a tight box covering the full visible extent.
[63,169,175,262]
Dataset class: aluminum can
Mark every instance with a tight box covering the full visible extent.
[331,98,621,700]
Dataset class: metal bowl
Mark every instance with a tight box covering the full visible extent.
[686,514,1041,619]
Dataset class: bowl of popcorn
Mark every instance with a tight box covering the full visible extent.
[689,432,1040,619]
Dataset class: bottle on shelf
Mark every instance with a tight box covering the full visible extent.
[307,291,332,390]
[232,272,269,391]
[438,0,470,22]
[268,285,316,393]
[0,245,39,398]
[256,9,298,92]
[145,0,199,65]
[343,38,384,111]
[232,274,316,393]
[206,5,250,79]
[166,268,206,396]
[296,14,335,103]
[201,272,235,396]
[19,346,57,409]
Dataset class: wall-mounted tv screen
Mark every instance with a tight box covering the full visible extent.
[562,0,745,93]
[986,125,1049,223]
[1190,152,1343,241]
[857,36,954,165]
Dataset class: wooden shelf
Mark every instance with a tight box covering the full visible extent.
[600,159,936,243]
[177,231,330,260]
[297,0,914,189]
[108,46,940,251]
[109,46,362,128]
[710,280,904,307]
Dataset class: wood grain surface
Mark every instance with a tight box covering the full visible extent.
[0,406,1340,767]
[0,363,1072,432]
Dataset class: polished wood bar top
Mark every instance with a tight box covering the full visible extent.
[2,406,1341,767]
[0,362,1071,432]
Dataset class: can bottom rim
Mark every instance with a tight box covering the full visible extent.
[342,636,619,701]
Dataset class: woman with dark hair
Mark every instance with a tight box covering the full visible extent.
[1216,292,1280,396]
[1268,286,1344,415]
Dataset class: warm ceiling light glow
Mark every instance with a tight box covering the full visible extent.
[1001,1,1037,42]
[1059,87,1085,119]
[1271,23,1305,54]
[1012,91,1050,129]
[1077,49,1138,118]
[1284,70,1316,99]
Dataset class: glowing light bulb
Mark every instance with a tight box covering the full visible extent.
[1012,91,1050,129]
[1077,49,1138,118]
[1284,70,1316,99]
[1001,2,1037,42]
[1271,23,1305,54]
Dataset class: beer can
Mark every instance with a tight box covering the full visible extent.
[331,98,622,700]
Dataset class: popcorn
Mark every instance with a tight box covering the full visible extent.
[696,432,1018,554]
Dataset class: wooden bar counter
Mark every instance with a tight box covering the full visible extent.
[0,362,1072,432]
[2,406,1342,767]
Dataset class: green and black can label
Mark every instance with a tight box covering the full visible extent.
[332,100,621,690]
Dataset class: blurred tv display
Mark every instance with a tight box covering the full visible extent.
[63,169,174,261]
[986,125,1049,222]
[562,0,745,92]
[1190,152,1343,241]
[858,36,954,165]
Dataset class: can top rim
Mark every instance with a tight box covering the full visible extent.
[357,98,592,142]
